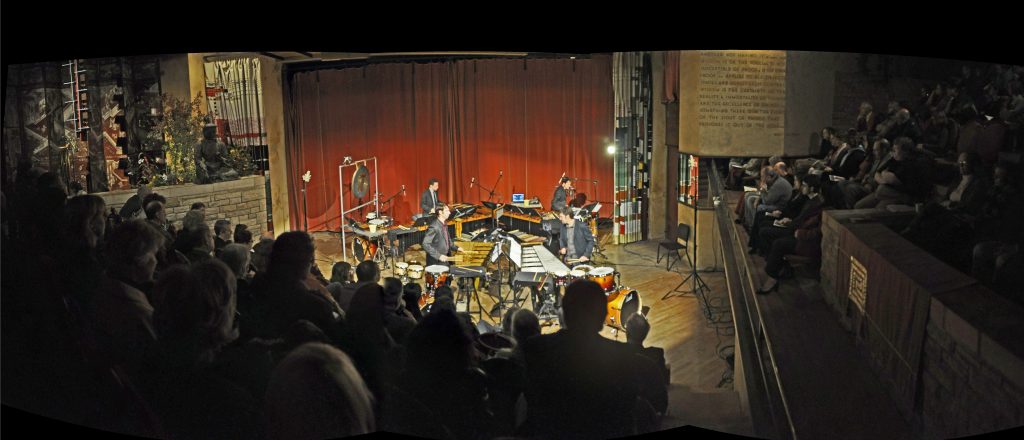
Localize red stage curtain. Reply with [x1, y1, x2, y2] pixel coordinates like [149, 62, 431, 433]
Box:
[286, 56, 614, 231]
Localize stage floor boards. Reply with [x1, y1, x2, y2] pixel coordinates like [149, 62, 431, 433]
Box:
[311, 231, 755, 436]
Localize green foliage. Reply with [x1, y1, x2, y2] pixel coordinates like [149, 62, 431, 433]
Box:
[151, 94, 207, 184]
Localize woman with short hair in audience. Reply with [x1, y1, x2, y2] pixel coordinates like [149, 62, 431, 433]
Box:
[265, 343, 375, 439]
[145, 259, 267, 440]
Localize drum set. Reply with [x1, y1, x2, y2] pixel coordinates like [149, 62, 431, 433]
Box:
[545, 264, 641, 333]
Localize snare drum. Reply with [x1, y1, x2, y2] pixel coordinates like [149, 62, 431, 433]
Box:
[407, 264, 425, 280]
[588, 267, 617, 292]
[569, 269, 588, 283]
[394, 262, 409, 277]
[425, 265, 451, 289]
[606, 288, 642, 331]
[573, 264, 595, 274]
[552, 270, 570, 287]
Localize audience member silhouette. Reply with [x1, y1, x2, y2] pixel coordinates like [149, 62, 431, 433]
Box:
[264, 343, 376, 439]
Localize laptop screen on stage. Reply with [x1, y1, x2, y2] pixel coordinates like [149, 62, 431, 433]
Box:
[512, 193, 525, 203]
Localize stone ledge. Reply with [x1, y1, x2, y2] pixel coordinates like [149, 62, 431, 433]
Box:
[980, 334, 1024, 390]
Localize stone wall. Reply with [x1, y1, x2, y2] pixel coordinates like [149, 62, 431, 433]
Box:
[820, 210, 1024, 438]
[96, 175, 268, 237]
[921, 288, 1024, 438]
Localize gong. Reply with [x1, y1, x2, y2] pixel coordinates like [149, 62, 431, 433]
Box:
[351, 165, 370, 198]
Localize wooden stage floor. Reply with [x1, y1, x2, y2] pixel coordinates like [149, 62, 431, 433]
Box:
[311, 231, 755, 435]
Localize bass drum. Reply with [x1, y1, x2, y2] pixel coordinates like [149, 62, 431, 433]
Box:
[606, 288, 641, 331]
[353, 237, 378, 262]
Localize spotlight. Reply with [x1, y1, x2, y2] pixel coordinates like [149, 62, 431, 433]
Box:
[606, 145, 617, 155]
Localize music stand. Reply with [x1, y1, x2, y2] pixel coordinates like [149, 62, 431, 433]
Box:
[413, 215, 435, 227]
[452, 205, 477, 219]
[482, 201, 499, 211]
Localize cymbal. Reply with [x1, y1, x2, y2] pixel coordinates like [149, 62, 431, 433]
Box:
[351, 165, 370, 198]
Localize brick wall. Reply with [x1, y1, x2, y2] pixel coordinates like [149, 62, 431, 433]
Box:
[95, 175, 269, 237]
[920, 295, 1024, 438]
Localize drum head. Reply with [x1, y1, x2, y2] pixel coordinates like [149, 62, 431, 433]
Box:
[590, 267, 614, 276]
[621, 291, 640, 323]
[554, 270, 569, 277]
[366, 212, 377, 220]
[395, 262, 409, 269]
[574, 265, 594, 273]
[409, 265, 424, 271]
[569, 270, 587, 277]
[369, 219, 386, 225]
[426, 265, 449, 274]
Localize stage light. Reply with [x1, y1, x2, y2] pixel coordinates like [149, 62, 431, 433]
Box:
[606, 145, 617, 155]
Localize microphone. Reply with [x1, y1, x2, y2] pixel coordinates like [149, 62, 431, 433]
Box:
[470, 177, 475, 188]
[499, 170, 503, 176]
[401, 184, 406, 194]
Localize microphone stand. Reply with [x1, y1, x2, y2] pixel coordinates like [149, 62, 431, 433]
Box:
[478, 172, 504, 203]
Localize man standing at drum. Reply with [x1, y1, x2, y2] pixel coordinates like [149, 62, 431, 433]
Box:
[423, 203, 459, 266]
[557, 207, 594, 264]
[420, 178, 443, 215]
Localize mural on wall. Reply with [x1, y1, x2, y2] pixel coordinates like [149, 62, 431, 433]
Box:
[2, 58, 163, 192]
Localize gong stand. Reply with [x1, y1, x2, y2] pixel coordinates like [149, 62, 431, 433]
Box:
[339, 157, 381, 261]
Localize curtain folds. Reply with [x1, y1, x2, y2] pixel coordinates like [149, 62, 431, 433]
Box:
[286, 57, 614, 232]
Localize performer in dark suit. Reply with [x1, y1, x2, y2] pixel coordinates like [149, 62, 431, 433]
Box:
[422, 203, 459, 266]
[551, 177, 573, 212]
[556, 207, 594, 263]
[420, 178, 443, 215]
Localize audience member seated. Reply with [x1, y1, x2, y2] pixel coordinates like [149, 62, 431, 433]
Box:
[144, 260, 266, 440]
[520, 280, 644, 439]
[726, 157, 763, 190]
[971, 162, 1023, 289]
[326, 261, 353, 303]
[756, 176, 828, 294]
[213, 219, 232, 257]
[382, 277, 417, 345]
[749, 173, 809, 254]
[735, 156, 783, 224]
[89, 220, 164, 376]
[178, 221, 215, 264]
[249, 231, 342, 339]
[621, 314, 670, 422]
[118, 185, 152, 221]
[402, 282, 425, 322]
[743, 168, 792, 229]
[854, 137, 934, 209]
[233, 224, 253, 248]
[335, 260, 380, 312]
[840, 139, 893, 209]
[823, 137, 867, 180]
[250, 237, 274, 274]
[625, 314, 670, 386]
[856, 102, 878, 136]
[919, 109, 959, 160]
[264, 343, 375, 439]
[59, 195, 108, 307]
[397, 309, 492, 440]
